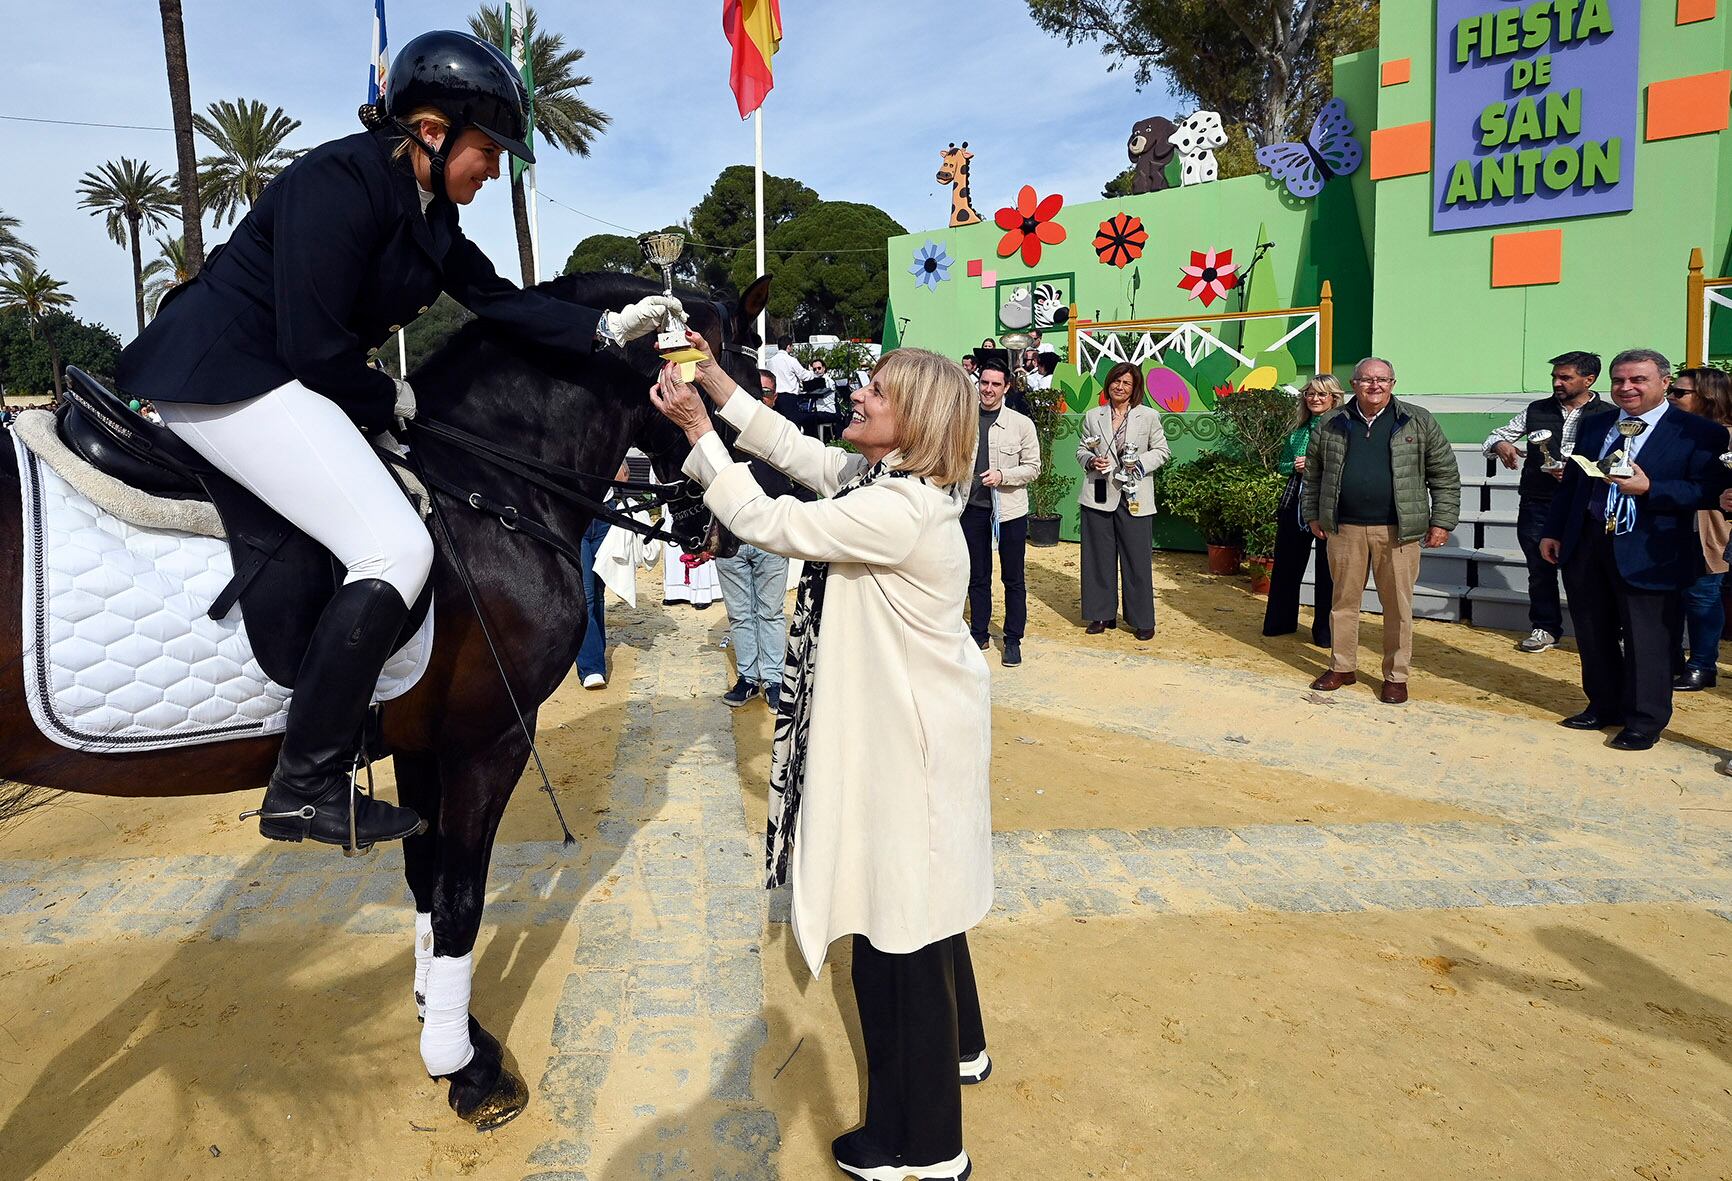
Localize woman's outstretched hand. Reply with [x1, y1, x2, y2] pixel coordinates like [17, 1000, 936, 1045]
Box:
[679, 329, 736, 408]
[649, 362, 714, 445]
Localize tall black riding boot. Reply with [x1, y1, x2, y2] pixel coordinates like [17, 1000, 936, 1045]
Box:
[253, 578, 424, 850]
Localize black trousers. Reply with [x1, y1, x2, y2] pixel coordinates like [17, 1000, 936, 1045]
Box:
[1263, 477, 1333, 645]
[961, 504, 1027, 643]
[1516, 498, 1564, 635]
[1561, 524, 1682, 734]
[1079, 503, 1156, 631]
[850, 932, 986, 1163]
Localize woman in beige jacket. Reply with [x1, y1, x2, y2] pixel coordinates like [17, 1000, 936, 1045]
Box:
[1076, 361, 1171, 639]
[652, 335, 992, 1181]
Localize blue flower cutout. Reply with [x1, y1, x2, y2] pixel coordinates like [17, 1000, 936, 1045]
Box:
[909, 241, 953, 291]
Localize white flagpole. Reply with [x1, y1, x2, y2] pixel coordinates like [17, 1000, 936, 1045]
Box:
[526, 163, 543, 282]
[398, 329, 408, 375]
[754, 105, 765, 343]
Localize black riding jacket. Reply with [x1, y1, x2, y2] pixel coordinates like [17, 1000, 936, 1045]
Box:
[118, 128, 602, 434]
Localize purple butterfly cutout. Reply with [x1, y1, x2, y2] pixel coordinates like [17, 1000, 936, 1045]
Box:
[1256, 98, 1363, 200]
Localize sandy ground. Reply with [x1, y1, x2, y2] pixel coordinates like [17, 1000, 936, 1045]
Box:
[1, 548, 1729, 1179]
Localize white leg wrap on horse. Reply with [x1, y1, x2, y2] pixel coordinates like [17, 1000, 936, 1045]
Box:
[413, 912, 434, 1020]
[420, 952, 476, 1077]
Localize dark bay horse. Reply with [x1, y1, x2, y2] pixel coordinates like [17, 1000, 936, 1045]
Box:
[0, 272, 768, 1128]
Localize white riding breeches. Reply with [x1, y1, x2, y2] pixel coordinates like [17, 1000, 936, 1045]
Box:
[156, 380, 434, 608]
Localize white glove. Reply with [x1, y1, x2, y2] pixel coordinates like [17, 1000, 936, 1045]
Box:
[603, 295, 685, 344]
[393, 376, 417, 423]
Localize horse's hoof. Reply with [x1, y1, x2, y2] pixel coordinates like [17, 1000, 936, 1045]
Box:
[445, 1017, 528, 1132]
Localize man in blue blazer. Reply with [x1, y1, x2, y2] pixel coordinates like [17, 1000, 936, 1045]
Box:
[1541, 349, 1728, 750]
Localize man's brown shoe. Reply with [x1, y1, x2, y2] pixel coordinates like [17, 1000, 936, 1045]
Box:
[1309, 671, 1357, 692]
[1379, 680, 1409, 705]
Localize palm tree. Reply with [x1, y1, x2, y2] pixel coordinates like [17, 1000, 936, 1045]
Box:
[0, 262, 75, 400]
[76, 158, 179, 336]
[194, 98, 305, 225]
[140, 236, 191, 319]
[158, 0, 205, 274]
[470, 4, 611, 285]
[0, 209, 38, 273]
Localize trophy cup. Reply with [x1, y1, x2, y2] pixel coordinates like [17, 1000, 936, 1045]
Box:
[1605, 418, 1647, 479]
[638, 232, 690, 352]
[1117, 443, 1146, 513]
[1720, 451, 1732, 470]
[1083, 433, 1110, 502]
[1526, 428, 1562, 472]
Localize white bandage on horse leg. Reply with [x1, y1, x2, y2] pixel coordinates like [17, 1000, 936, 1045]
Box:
[420, 951, 476, 1077]
[414, 912, 434, 1020]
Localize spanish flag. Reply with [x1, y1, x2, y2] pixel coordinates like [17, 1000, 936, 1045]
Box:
[723, 0, 781, 119]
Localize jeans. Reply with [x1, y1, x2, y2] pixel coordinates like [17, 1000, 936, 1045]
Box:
[961, 504, 1027, 643]
[1516, 499, 1563, 635]
[715, 543, 788, 684]
[575, 517, 610, 678]
[1680, 571, 1726, 672]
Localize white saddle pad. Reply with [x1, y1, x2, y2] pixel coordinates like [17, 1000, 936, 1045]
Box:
[13, 430, 433, 754]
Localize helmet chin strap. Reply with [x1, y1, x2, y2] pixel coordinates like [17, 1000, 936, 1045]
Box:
[394, 119, 465, 204]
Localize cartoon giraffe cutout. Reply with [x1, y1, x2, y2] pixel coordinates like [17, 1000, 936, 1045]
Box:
[936, 142, 981, 227]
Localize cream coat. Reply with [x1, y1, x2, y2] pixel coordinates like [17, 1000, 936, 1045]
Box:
[1076, 403, 1171, 516]
[682, 393, 994, 975]
[981, 404, 1041, 521]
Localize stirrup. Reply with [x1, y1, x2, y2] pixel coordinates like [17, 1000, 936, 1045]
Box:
[240, 751, 378, 858]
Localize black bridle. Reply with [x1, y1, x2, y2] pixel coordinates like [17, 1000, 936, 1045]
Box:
[403, 298, 752, 570]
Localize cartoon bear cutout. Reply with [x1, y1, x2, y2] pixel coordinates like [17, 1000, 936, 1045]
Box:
[1127, 116, 1178, 194]
[1171, 110, 1228, 187]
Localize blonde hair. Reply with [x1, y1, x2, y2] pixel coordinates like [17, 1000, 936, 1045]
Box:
[870, 348, 977, 488]
[1294, 373, 1345, 428]
[391, 106, 450, 163]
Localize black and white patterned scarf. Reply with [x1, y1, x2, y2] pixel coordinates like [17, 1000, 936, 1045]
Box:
[763, 459, 909, 888]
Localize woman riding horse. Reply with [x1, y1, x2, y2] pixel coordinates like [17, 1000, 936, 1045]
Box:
[116, 30, 679, 853]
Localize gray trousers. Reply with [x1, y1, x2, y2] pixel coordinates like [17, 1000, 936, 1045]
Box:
[1080, 504, 1155, 631]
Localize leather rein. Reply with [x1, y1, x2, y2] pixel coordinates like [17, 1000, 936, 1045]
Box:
[402, 301, 752, 570]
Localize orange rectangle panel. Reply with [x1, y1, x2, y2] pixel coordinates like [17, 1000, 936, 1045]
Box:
[1647, 71, 1731, 140]
[1369, 121, 1432, 180]
[1677, 0, 1716, 24]
[1491, 230, 1563, 288]
[1381, 57, 1412, 87]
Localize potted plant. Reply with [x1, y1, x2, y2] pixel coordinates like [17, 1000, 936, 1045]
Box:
[1160, 454, 1286, 576]
[1244, 516, 1279, 594]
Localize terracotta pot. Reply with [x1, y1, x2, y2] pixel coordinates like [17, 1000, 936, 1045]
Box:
[1247, 556, 1273, 594]
[1206, 543, 1243, 575]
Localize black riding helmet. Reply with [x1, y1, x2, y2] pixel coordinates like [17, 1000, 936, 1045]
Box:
[368, 29, 534, 201]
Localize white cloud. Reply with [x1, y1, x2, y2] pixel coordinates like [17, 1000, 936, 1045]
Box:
[0, 0, 1180, 344]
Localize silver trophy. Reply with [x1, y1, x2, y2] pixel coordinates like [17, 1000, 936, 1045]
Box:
[1526, 428, 1563, 472]
[1605, 418, 1647, 478]
[1719, 451, 1732, 470]
[638, 232, 690, 351]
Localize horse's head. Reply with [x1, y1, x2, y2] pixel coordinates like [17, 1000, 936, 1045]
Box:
[415, 271, 772, 559]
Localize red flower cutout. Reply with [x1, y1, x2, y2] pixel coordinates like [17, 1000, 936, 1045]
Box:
[1177, 247, 1238, 307]
[994, 185, 1067, 267]
[1093, 213, 1147, 268]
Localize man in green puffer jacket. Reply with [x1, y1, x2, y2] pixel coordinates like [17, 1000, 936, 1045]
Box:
[1301, 357, 1461, 704]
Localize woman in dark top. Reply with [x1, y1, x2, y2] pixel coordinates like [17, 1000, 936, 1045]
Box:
[1263, 376, 1344, 645]
[116, 30, 679, 851]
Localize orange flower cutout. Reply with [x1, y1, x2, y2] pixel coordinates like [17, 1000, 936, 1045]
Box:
[994, 185, 1067, 267]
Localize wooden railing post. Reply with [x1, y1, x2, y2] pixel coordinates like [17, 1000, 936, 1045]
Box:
[1686, 248, 1706, 370]
[1067, 303, 1079, 363]
[1319, 280, 1335, 376]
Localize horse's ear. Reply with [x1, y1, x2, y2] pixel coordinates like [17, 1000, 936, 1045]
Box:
[737, 275, 771, 338]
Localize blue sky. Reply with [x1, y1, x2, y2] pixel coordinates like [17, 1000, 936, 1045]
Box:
[1, 1, 1180, 342]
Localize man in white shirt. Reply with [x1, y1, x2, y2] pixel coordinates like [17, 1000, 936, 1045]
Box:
[766, 335, 814, 396]
[1480, 351, 1603, 653]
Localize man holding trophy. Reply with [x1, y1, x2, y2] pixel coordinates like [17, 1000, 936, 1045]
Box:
[1480, 352, 1603, 653]
[1540, 349, 1729, 751]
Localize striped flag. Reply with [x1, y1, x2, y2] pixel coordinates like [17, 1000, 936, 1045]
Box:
[367, 0, 389, 104]
[505, 0, 536, 184]
[723, 0, 781, 119]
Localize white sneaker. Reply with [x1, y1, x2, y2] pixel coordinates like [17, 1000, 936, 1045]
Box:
[581, 673, 606, 689]
[959, 1051, 992, 1085]
[1517, 628, 1557, 653]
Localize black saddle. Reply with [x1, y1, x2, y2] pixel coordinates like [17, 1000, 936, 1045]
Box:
[56, 367, 431, 686]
